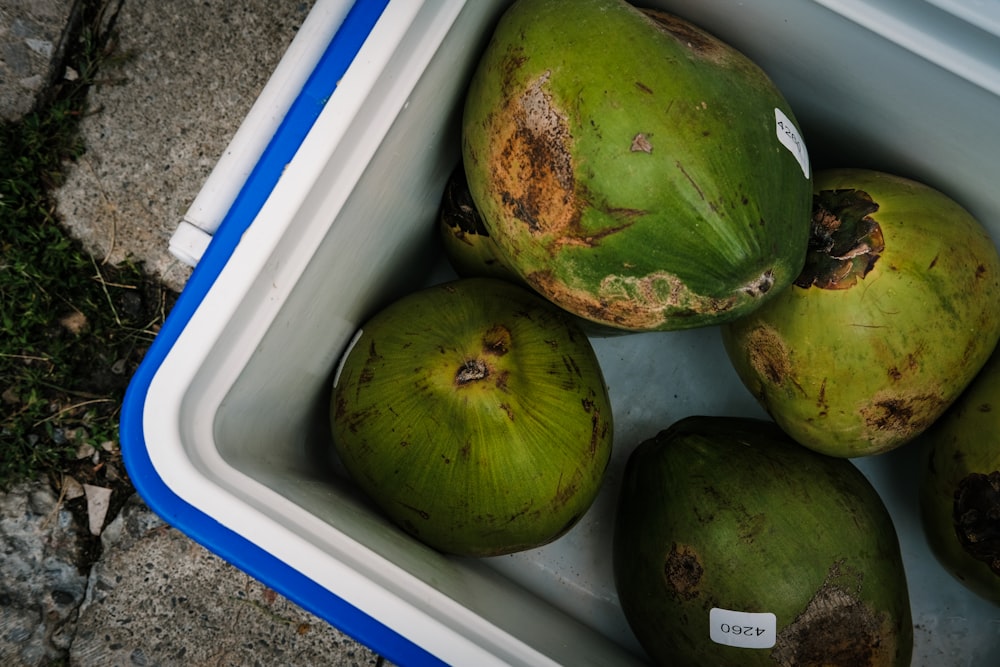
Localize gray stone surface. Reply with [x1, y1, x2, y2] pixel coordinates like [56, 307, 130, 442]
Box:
[0, 0, 74, 120]
[0, 480, 89, 666]
[71, 495, 386, 667]
[1, 481, 396, 666]
[56, 0, 318, 292]
[1, 0, 400, 664]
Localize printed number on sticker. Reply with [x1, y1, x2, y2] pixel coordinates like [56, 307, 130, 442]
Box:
[709, 607, 777, 649]
[775, 108, 810, 178]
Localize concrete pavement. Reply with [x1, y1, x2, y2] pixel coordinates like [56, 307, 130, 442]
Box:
[1, 1, 395, 664]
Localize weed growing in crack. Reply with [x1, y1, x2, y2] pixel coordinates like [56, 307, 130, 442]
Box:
[1, 0, 174, 494]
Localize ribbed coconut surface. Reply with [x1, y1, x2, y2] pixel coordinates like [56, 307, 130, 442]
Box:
[614, 416, 913, 666]
[918, 345, 1000, 605]
[722, 168, 1000, 457]
[462, 0, 812, 331]
[330, 277, 613, 557]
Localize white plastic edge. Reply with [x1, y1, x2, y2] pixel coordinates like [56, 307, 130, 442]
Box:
[145, 2, 563, 666]
[922, 0, 1000, 40]
[811, 0, 1000, 97]
[167, 0, 357, 267]
[167, 220, 212, 268]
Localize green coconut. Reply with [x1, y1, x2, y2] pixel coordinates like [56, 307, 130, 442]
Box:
[462, 0, 812, 331]
[722, 168, 1000, 457]
[437, 164, 629, 338]
[614, 416, 913, 666]
[329, 277, 613, 557]
[438, 165, 525, 284]
[918, 345, 1000, 605]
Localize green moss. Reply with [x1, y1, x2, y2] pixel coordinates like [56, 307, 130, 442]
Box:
[0, 0, 173, 490]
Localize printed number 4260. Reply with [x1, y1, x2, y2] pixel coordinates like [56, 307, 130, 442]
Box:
[710, 607, 777, 648]
[720, 624, 768, 637]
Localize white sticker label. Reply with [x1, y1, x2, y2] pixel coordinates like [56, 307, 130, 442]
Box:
[332, 328, 364, 389]
[709, 607, 777, 649]
[775, 107, 810, 179]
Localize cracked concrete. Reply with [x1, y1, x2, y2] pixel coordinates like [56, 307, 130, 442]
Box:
[71, 495, 385, 666]
[0, 480, 89, 665]
[1, 1, 396, 664]
[1, 480, 390, 666]
[56, 0, 321, 292]
[0, 0, 74, 120]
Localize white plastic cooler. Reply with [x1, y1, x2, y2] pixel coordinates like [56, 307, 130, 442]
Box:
[121, 1, 1000, 664]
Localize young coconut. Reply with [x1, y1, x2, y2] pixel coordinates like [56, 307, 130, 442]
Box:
[462, 0, 813, 332]
[614, 416, 913, 667]
[438, 165, 525, 285]
[330, 277, 613, 557]
[722, 169, 1000, 457]
[918, 345, 1000, 605]
[438, 164, 629, 338]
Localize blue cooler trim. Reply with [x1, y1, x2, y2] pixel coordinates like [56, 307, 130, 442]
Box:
[120, 2, 447, 665]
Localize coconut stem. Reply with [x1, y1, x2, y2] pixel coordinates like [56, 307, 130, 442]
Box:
[794, 188, 884, 290]
[456, 359, 489, 385]
[953, 471, 1000, 575]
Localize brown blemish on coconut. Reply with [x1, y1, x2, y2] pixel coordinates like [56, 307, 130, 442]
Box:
[553, 471, 581, 508]
[663, 543, 703, 601]
[630, 133, 653, 153]
[528, 268, 740, 331]
[953, 471, 1000, 575]
[860, 390, 947, 451]
[816, 378, 829, 416]
[614, 272, 732, 320]
[562, 354, 582, 378]
[795, 189, 885, 290]
[491, 69, 577, 237]
[482, 324, 511, 356]
[592, 412, 608, 457]
[772, 563, 893, 666]
[676, 161, 705, 200]
[489, 66, 644, 254]
[494, 370, 510, 392]
[887, 350, 922, 382]
[581, 394, 609, 458]
[737, 512, 767, 544]
[742, 269, 775, 298]
[640, 9, 729, 64]
[333, 395, 347, 420]
[744, 325, 796, 388]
